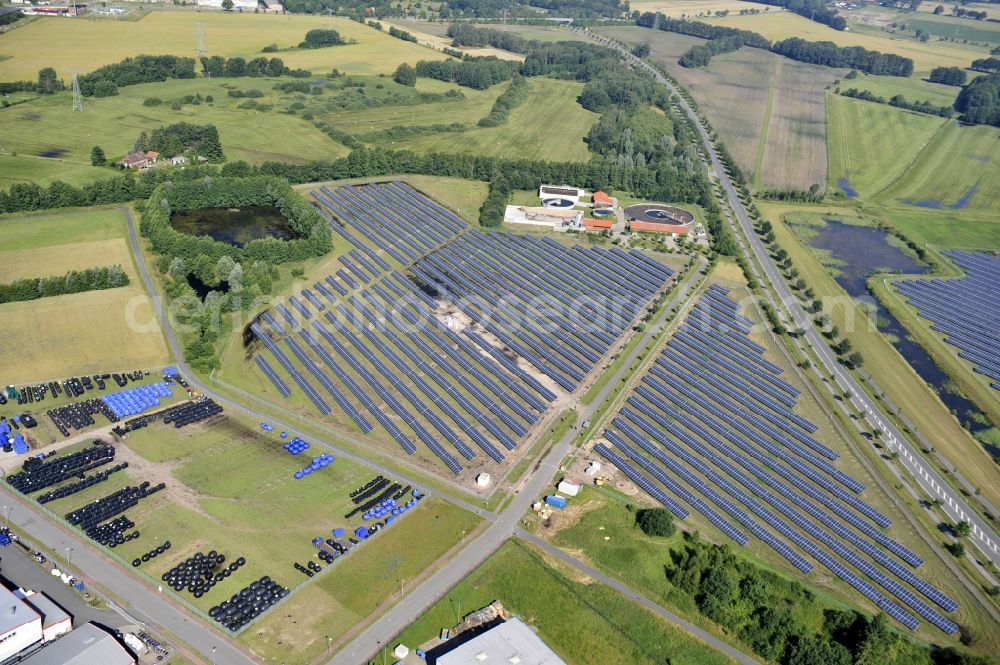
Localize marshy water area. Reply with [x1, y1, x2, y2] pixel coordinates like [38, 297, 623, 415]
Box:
[798, 217, 992, 438]
[170, 206, 296, 248]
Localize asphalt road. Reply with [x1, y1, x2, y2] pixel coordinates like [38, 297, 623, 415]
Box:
[328, 256, 718, 665]
[582, 31, 1000, 568]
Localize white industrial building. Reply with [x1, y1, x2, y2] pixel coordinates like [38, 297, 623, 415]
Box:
[437, 618, 566, 665]
[504, 205, 583, 231]
[0, 585, 42, 661]
[538, 184, 585, 206]
[16, 589, 72, 642]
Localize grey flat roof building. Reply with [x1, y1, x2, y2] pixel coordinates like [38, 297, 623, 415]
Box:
[437, 618, 567, 665]
[20, 622, 135, 665]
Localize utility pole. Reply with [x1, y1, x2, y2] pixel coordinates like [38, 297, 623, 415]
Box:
[71, 73, 83, 113]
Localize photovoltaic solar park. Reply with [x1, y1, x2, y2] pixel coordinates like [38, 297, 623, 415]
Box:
[893, 252, 1000, 392]
[250, 181, 674, 477]
[594, 285, 960, 635]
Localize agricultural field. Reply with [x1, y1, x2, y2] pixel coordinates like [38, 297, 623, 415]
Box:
[827, 94, 946, 200]
[703, 11, 990, 74]
[875, 121, 1000, 213]
[0, 12, 442, 82]
[388, 538, 738, 665]
[596, 26, 836, 190]
[849, 5, 1000, 45]
[839, 72, 961, 108]
[631, 0, 776, 16]
[381, 20, 525, 59]
[0, 76, 349, 183]
[0, 154, 108, 189]
[0, 207, 170, 384]
[389, 78, 599, 161]
[881, 208, 1000, 250]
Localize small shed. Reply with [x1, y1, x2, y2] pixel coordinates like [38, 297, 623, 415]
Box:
[584, 461, 602, 476]
[557, 480, 580, 497]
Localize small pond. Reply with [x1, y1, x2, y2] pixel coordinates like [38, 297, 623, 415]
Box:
[170, 206, 297, 248]
[808, 219, 990, 437]
[187, 274, 229, 301]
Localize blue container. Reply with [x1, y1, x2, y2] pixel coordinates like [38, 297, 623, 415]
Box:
[545, 495, 567, 510]
[386, 516, 394, 525]
[333, 528, 345, 538]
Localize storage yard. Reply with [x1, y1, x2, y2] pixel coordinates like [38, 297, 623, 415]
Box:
[246, 181, 676, 485]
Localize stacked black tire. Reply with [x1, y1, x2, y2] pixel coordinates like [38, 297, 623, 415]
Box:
[210, 577, 288, 632]
[66, 481, 165, 527]
[162, 399, 223, 428]
[87, 516, 137, 547]
[132, 541, 171, 568]
[162, 551, 245, 599]
[37, 462, 128, 504]
[8, 442, 115, 494]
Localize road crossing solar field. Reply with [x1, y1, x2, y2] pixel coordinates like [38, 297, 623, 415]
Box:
[595, 285, 960, 634]
[249, 181, 674, 477]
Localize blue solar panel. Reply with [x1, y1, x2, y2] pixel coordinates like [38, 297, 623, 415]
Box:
[254, 355, 291, 398]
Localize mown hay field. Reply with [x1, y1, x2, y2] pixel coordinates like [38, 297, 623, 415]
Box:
[0, 208, 169, 383]
[597, 27, 834, 190]
[826, 93, 946, 200]
[389, 78, 599, 161]
[631, 0, 776, 16]
[0, 12, 443, 82]
[876, 120, 1000, 213]
[840, 72, 962, 108]
[703, 11, 989, 74]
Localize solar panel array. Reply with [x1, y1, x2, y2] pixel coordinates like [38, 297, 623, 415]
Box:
[250, 181, 674, 476]
[893, 251, 1000, 391]
[594, 285, 959, 634]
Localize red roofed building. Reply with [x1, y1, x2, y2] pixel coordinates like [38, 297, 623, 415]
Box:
[630, 220, 689, 234]
[592, 191, 616, 207]
[582, 218, 613, 231]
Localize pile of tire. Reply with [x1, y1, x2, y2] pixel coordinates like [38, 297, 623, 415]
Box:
[161, 551, 245, 599]
[209, 577, 288, 632]
[132, 541, 171, 568]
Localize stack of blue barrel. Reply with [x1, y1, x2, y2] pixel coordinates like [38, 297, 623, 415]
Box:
[102, 383, 172, 418]
[12, 433, 28, 455]
[293, 453, 335, 479]
[362, 496, 418, 524]
[283, 437, 310, 455]
[259, 422, 274, 432]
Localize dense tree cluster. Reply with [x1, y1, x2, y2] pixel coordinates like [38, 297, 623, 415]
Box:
[954, 73, 1000, 126]
[478, 75, 530, 126]
[444, 0, 625, 18]
[678, 36, 745, 68]
[393, 63, 417, 87]
[415, 56, 521, 89]
[635, 508, 675, 537]
[951, 6, 988, 19]
[447, 22, 532, 52]
[839, 88, 955, 117]
[667, 535, 987, 665]
[751, 0, 846, 30]
[929, 66, 968, 86]
[388, 26, 418, 42]
[147, 123, 226, 161]
[0, 266, 129, 304]
[298, 28, 345, 48]
[636, 14, 771, 48]
[771, 38, 913, 76]
[971, 57, 1000, 73]
[76, 55, 196, 97]
[199, 55, 306, 78]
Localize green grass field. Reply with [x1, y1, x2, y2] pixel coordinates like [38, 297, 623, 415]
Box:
[388, 538, 738, 665]
[0, 207, 170, 383]
[389, 78, 599, 161]
[0, 154, 109, 188]
[840, 72, 962, 108]
[704, 11, 989, 74]
[856, 6, 1000, 44]
[827, 94, 946, 199]
[0, 77, 348, 180]
[876, 121, 1000, 213]
[0, 12, 443, 82]
[881, 207, 1000, 249]
[239, 498, 481, 664]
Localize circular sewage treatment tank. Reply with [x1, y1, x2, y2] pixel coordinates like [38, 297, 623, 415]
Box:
[592, 208, 613, 218]
[542, 198, 575, 208]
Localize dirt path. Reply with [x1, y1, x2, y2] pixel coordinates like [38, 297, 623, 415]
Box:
[111, 439, 216, 523]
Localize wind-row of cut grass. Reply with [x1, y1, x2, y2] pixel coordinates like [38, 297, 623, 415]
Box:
[389, 78, 599, 161]
[387, 537, 738, 665]
[0, 12, 443, 82]
[826, 93, 946, 199]
[759, 200, 1000, 513]
[704, 11, 990, 74]
[875, 121, 1000, 213]
[0, 207, 170, 384]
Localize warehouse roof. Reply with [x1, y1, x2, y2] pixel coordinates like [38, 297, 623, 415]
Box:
[20, 623, 135, 665]
[437, 618, 566, 665]
[0, 584, 40, 635]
